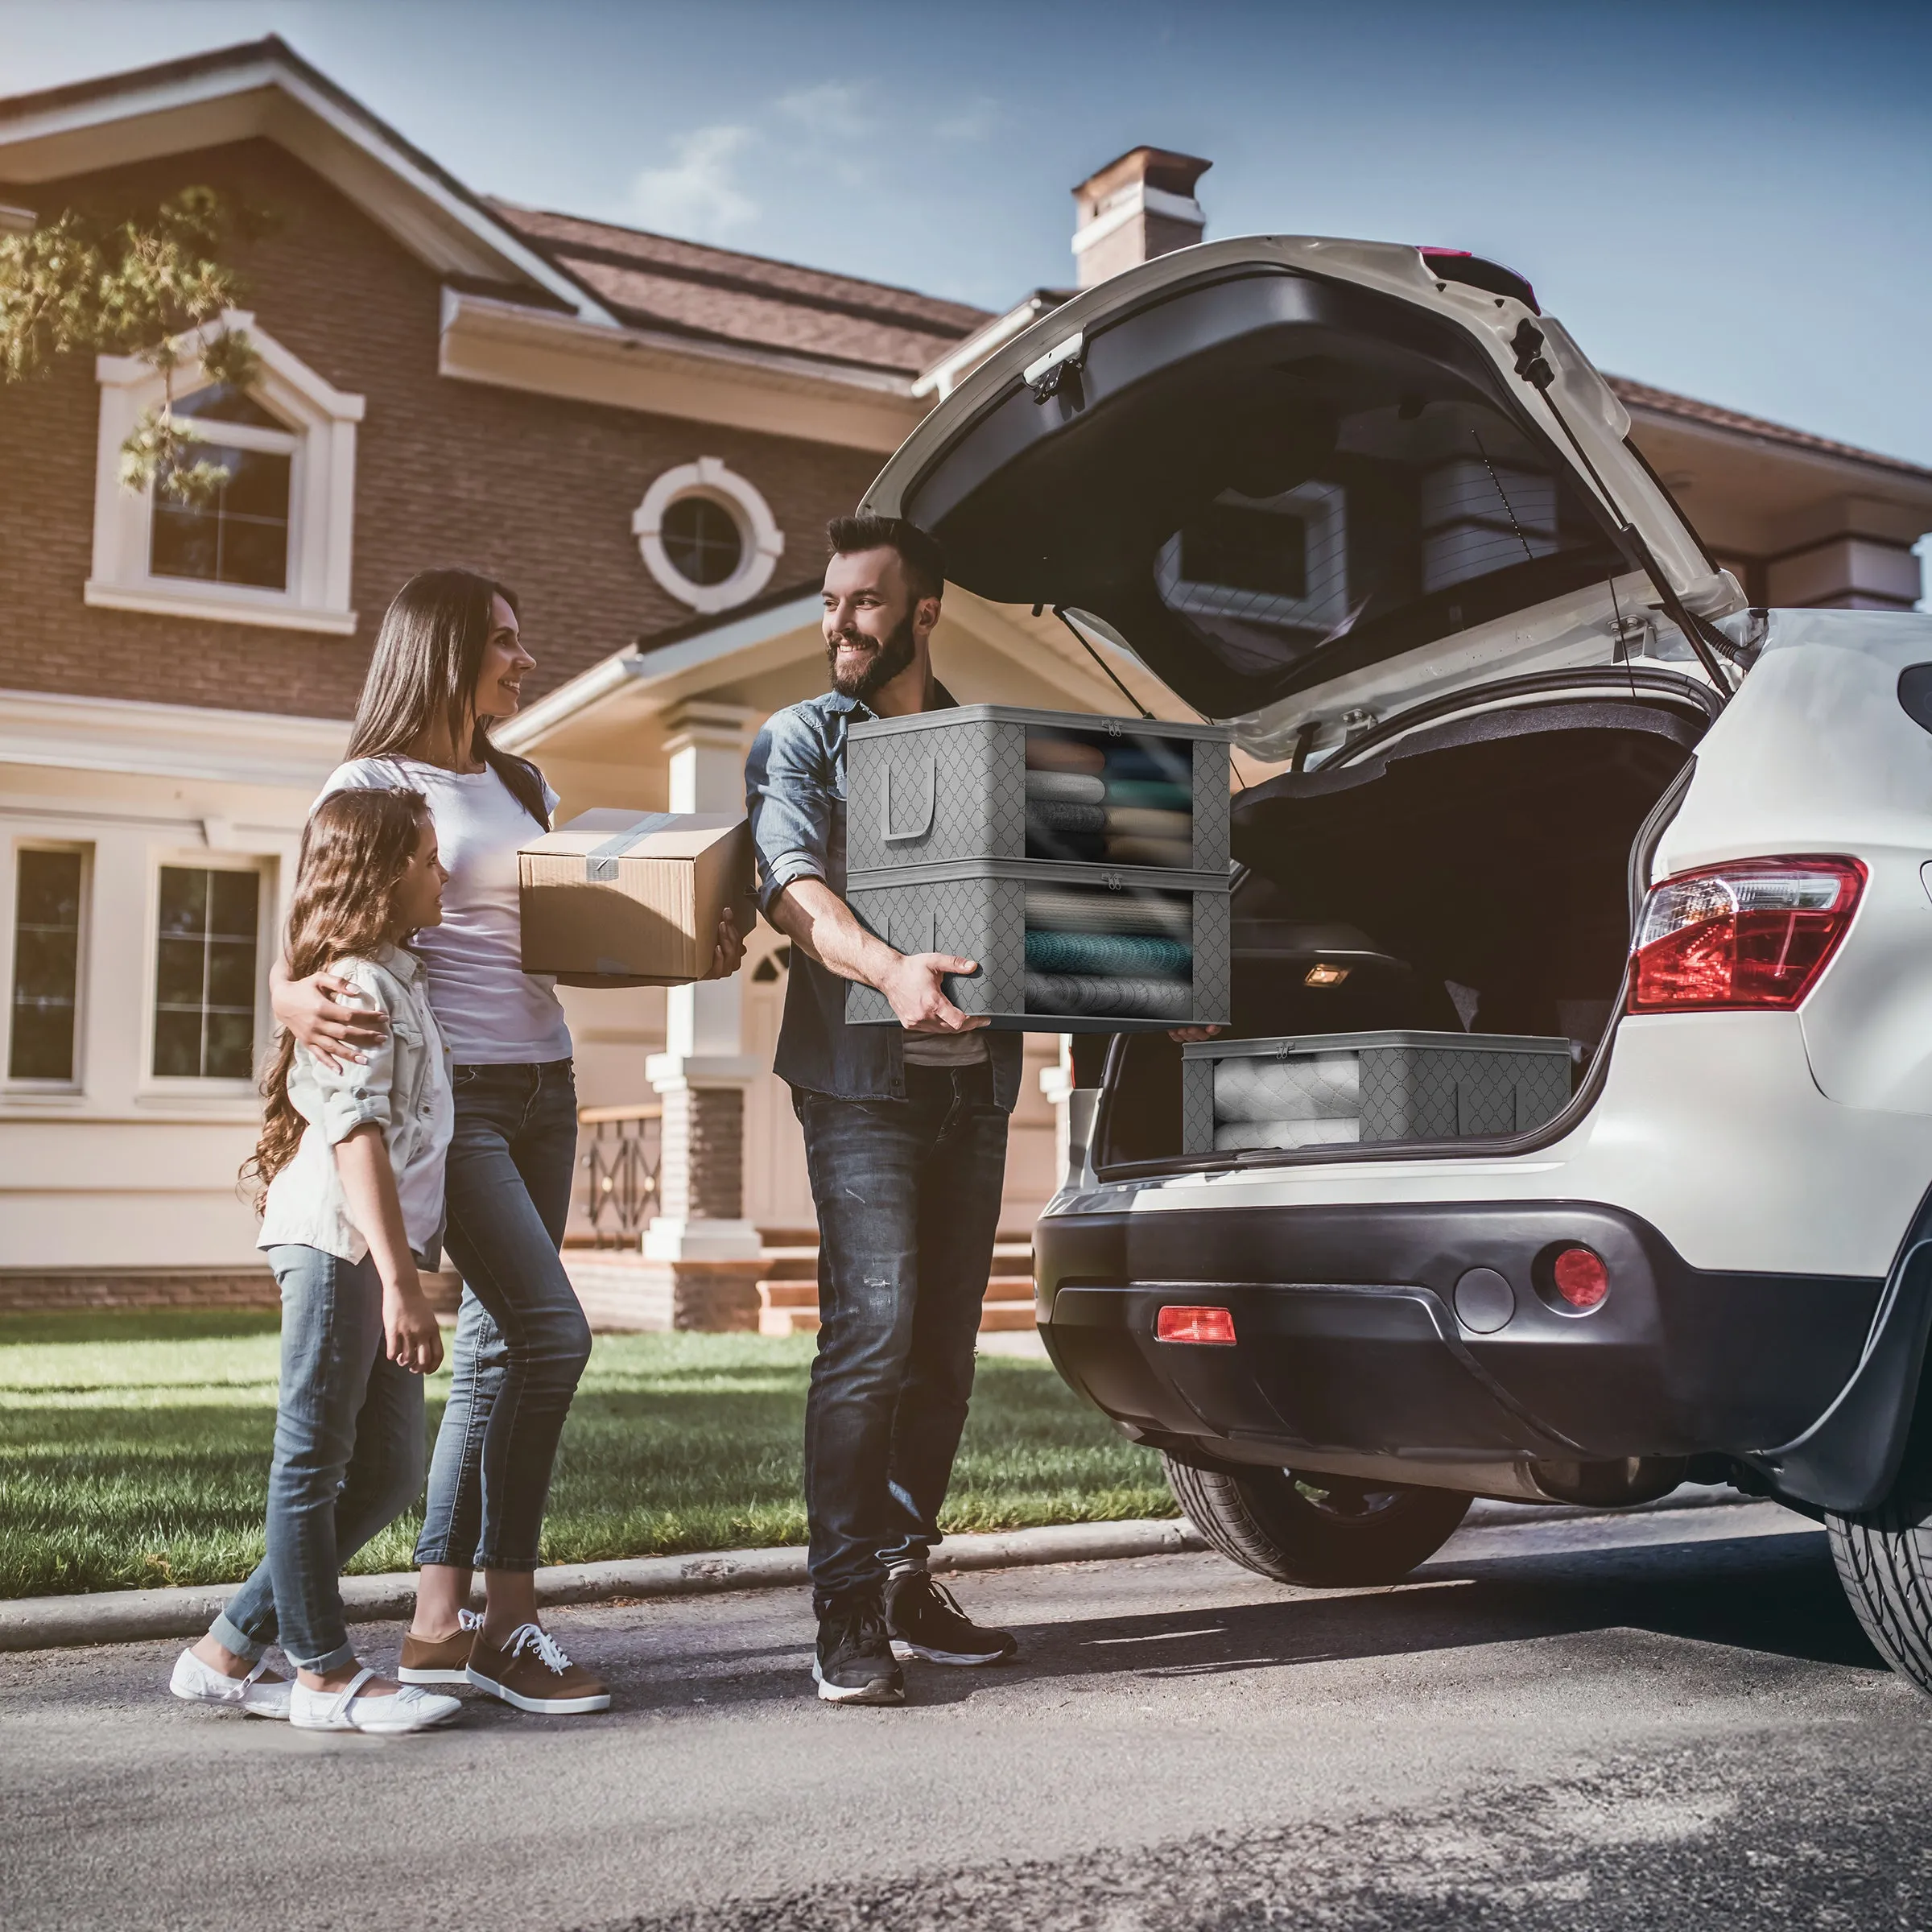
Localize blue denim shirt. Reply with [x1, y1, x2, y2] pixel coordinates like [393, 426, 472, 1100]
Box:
[745, 686, 1024, 1111]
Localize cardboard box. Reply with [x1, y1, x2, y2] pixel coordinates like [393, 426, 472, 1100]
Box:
[519, 810, 755, 988]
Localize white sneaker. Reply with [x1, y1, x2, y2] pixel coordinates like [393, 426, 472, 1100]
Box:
[169, 1648, 292, 1720]
[289, 1666, 462, 1735]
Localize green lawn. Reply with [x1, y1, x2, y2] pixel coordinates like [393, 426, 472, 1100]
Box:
[0, 1311, 1174, 1599]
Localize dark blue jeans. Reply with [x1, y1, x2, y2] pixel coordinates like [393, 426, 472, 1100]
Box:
[212, 1245, 424, 1672]
[414, 1059, 591, 1573]
[795, 1059, 1010, 1614]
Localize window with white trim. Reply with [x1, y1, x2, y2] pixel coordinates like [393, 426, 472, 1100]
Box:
[8, 844, 89, 1086]
[89, 309, 363, 636]
[634, 458, 785, 614]
[151, 862, 263, 1082]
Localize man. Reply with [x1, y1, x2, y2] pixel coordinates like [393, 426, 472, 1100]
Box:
[745, 513, 1026, 1705]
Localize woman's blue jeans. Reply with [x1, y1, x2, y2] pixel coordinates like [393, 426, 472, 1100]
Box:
[414, 1059, 590, 1574]
[795, 1060, 1010, 1615]
[210, 1245, 424, 1674]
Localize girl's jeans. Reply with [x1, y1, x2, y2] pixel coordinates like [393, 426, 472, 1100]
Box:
[210, 1245, 423, 1673]
[413, 1059, 590, 1573]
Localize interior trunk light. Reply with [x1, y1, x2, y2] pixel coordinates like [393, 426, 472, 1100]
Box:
[1157, 1305, 1237, 1345]
[1551, 1248, 1609, 1311]
[1628, 857, 1865, 1012]
[1304, 963, 1350, 987]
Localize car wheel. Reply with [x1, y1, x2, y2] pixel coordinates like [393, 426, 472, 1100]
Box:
[1827, 1461, 1932, 1695]
[1162, 1454, 1472, 1587]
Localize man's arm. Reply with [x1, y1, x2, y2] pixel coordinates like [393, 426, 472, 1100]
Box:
[766, 878, 987, 1034]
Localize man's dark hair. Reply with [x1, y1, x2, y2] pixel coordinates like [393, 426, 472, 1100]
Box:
[827, 513, 944, 601]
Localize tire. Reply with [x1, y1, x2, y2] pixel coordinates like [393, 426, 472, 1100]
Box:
[1163, 1453, 1472, 1587]
[1827, 1456, 1932, 1695]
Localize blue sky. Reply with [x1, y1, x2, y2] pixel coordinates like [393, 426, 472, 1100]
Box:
[4, 0, 1930, 473]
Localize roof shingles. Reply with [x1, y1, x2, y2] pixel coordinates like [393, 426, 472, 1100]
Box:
[490, 201, 990, 378]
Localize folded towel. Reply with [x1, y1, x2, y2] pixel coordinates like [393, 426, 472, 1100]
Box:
[1024, 888, 1193, 937]
[1104, 806, 1191, 840]
[1105, 836, 1195, 868]
[1104, 779, 1193, 811]
[1026, 828, 1108, 862]
[1213, 1118, 1361, 1151]
[1026, 800, 1107, 834]
[1026, 770, 1106, 804]
[1026, 734, 1106, 776]
[1026, 930, 1192, 979]
[1025, 972, 1192, 1021]
[1104, 744, 1193, 786]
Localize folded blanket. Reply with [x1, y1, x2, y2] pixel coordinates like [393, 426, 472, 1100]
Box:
[1026, 929, 1192, 979]
[1103, 779, 1193, 811]
[1104, 745, 1193, 786]
[1104, 806, 1191, 840]
[1026, 734, 1106, 776]
[1025, 972, 1192, 1021]
[1026, 800, 1106, 834]
[1214, 1118, 1361, 1151]
[1026, 827, 1108, 861]
[1214, 1054, 1360, 1123]
[1105, 836, 1195, 869]
[1026, 770, 1106, 804]
[1024, 888, 1193, 937]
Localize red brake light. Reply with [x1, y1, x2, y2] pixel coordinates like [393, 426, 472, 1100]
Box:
[1551, 1247, 1609, 1311]
[1628, 857, 1865, 1013]
[1157, 1305, 1236, 1345]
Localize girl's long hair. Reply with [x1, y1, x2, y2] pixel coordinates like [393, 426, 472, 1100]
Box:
[242, 788, 431, 1207]
[345, 568, 550, 829]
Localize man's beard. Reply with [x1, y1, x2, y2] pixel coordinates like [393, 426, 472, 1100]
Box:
[828, 612, 916, 702]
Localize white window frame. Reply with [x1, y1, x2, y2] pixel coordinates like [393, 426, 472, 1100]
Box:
[139, 850, 276, 1100]
[88, 309, 363, 636]
[633, 457, 785, 614]
[3, 839, 92, 1096]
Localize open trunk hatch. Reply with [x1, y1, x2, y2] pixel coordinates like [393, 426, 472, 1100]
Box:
[865, 238, 1742, 752]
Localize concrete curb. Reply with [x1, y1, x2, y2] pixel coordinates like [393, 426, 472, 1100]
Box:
[0, 1484, 1763, 1654]
[0, 1518, 1210, 1653]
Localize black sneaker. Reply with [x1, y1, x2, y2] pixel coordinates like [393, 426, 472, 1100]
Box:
[884, 1571, 1019, 1666]
[812, 1602, 905, 1706]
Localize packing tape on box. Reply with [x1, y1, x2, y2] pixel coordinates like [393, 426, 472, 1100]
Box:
[584, 813, 683, 881]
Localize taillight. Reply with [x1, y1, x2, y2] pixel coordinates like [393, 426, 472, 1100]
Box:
[1628, 857, 1865, 1013]
[1157, 1305, 1236, 1345]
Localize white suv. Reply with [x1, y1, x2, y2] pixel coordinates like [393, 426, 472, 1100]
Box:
[863, 236, 1932, 1693]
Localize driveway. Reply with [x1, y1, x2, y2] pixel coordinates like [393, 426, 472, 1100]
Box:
[3, 1501, 1926, 1930]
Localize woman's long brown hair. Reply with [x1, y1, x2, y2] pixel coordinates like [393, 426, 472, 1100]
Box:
[242, 787, 430, 1207]
[345, 568, 550, 830]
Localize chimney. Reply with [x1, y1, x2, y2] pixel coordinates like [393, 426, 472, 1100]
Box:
[1071, 147, 1211, 289]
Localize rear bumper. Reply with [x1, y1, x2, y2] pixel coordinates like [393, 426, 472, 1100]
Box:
[1036, 1199, 1882, 1475]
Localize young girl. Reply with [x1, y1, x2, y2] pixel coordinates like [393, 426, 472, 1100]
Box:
[170, 788, 464, 1734]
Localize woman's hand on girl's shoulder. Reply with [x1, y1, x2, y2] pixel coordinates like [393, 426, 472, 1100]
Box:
[270, 959, 388, 1070]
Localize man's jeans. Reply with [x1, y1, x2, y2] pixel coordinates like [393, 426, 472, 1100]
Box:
[795, 1059, 1009, 1614]
[414, 1059, 591, 1573]
[210, 1245, 423, 1673]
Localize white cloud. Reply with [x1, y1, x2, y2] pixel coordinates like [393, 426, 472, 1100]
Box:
[629, 124, 758, 237]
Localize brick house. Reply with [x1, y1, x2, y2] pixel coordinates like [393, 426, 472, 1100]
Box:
[3, 39, 1929, 1322]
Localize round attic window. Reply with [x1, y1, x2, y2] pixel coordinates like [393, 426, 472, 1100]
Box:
[633, 458, 784, 614]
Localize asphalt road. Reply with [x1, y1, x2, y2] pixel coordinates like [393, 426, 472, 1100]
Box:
[5, 1501, 1930, 1932]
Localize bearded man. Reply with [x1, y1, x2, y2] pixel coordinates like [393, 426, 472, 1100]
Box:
[745, 514, 1025, 1705]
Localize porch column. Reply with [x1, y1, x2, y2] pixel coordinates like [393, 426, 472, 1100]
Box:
[642, 703, 764, 1326]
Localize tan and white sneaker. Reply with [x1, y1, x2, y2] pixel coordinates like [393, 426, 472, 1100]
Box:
[466, 1623, 610, 1714]
[398, 1608, 481, 1685]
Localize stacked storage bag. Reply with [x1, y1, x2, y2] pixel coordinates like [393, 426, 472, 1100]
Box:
[843, 704, 1232, 1032]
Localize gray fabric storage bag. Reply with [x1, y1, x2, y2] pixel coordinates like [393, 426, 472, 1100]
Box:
[1180, 1031, 1574, 1155]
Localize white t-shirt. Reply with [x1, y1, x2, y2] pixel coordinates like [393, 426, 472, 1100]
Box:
[319, 756, 572, 1065]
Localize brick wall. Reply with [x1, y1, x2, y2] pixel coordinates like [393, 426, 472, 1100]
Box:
[0, 138, 877, 722]
[0, 1267, 465, 1315]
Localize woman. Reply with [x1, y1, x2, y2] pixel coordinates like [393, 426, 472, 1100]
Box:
[275, 568, 742, 1715]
